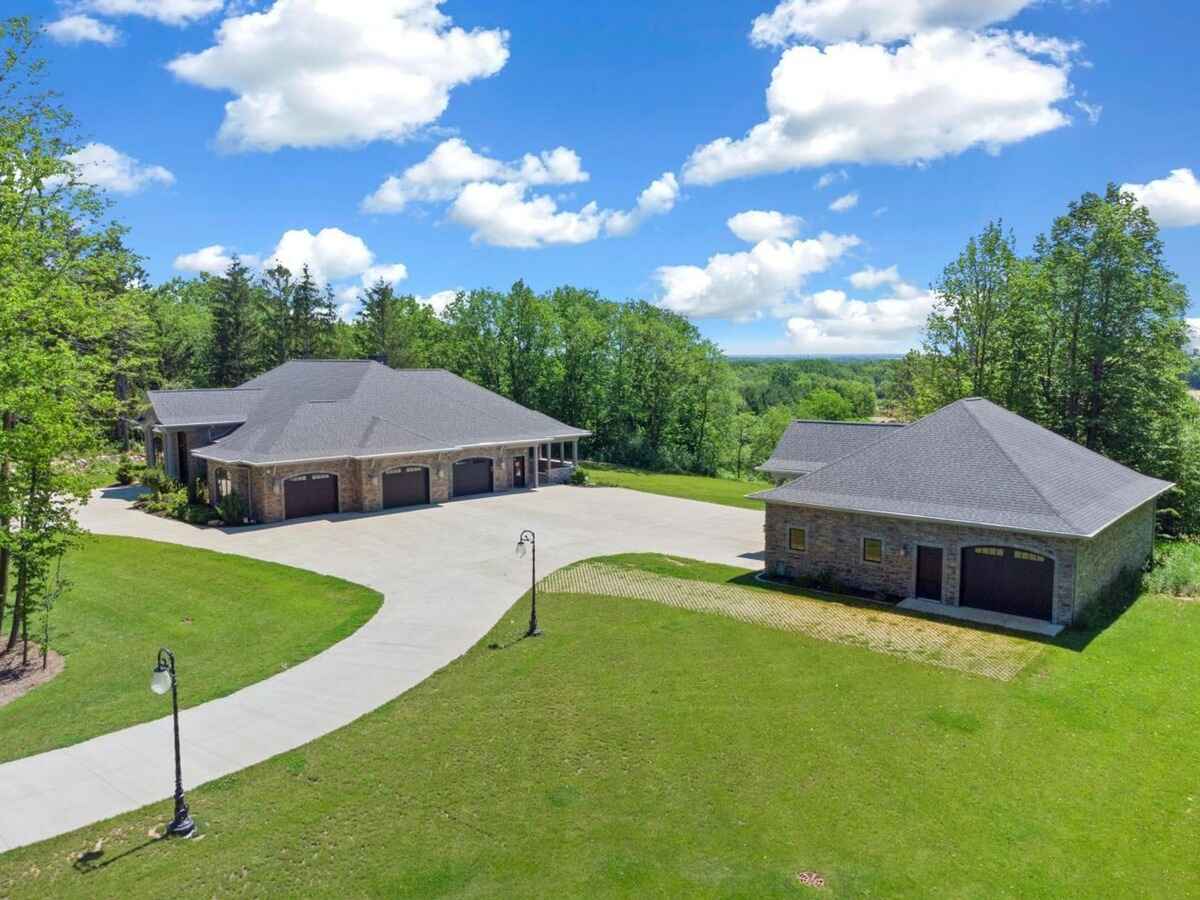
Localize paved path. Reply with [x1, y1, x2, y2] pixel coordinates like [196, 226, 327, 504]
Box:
[0, 485, 762, 853]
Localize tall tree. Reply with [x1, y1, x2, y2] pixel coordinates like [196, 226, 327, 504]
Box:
[289, 265, 336, 359]
[259, 263, 294, 369]
[208, 257, 260, 386]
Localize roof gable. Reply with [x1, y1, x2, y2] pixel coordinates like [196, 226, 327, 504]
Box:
[755, 398, 1173, 537]
[145, 388, 263, 427]
[760, 420, 905, 475]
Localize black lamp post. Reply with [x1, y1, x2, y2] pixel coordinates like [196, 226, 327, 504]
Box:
[515, 529, 541, 637]
[151, 647, 196, 838]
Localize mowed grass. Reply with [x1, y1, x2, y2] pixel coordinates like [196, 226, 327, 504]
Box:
[581, 462, 768, 510]
[0, 535, 381, 763]
[1, 555, 1198, 897]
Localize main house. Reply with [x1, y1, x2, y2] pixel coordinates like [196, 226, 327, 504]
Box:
[754, 398, 1173, 627]
[141, 360, 589, 523]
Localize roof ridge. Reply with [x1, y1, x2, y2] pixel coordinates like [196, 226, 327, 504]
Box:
[958, 399, 1077, 532]
[790, 419, 906, 427]
[148, 387, 263, 394]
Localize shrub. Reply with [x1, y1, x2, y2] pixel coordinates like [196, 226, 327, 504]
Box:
[1145, 542, 1200, 598]
[216, 490, 248, 526]
[115, 458, 142, 486]
[140, 465, 178, 496]
[569, 467, 590, 486]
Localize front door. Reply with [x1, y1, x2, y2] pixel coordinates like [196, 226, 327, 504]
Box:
[512, 455, 526, 488]
[176, 431, 189, 485]
[915, 546, 943, 601]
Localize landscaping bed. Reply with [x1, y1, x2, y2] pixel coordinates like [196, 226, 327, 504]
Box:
[0, 553, 1196, 897]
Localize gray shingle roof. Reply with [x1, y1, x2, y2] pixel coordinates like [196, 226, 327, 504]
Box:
[144, 389, 263, 427]
[758, 420, 905, 476]
[753, 398, 1173, 537]
[150, 361, 589, 465]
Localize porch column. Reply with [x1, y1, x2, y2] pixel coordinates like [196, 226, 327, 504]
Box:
[531, 445, 539, 488]
[570, 440, 578, 464]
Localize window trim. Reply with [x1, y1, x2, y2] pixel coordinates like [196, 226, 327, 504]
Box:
[862, 537, 883, 564]
[788, 526, 807, 552]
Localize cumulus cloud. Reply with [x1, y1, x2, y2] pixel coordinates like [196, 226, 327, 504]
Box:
[1121, 168, 1200, 228]
[726, 210, 802, 242]
[815, 169, 847, 189]
[784, 284, 936, 353]
[84, 0, 224, 26]
[360, 263, 409, 287]
[417, 289, 459, 316]
[829, 191, 859, 212]
[62, 142, 174, 193]
[362, 139, 588, 213]
[654, 232, 860, 321]
[167, 0, 509, 152]
[173, 244, 259, 275]
[682, 29, 1074, 185]
[366, 139, 678, 248]
[848, 265, 901, 289]
[46, 15, 121, 45]
[750, 0, 1033, 45]
[266, 227, 375, 283]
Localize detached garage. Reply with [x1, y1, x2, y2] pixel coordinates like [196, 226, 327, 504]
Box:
[757, 397, 1174, 628]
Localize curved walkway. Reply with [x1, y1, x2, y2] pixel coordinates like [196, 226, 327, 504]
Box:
[0, 485, 762, 853]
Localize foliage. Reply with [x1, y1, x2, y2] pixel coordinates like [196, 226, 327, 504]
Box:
[901, 189, 1196, 534]
[3, 556, 1198, 896]
[567, 466, 590, 486]
[216, 489, 248, 525]
[138, 465, 177, 495]
[0, 535, 381, 763]
[114, 457, 138, 485]
[581, 462, 767, 510]
[208, 257, 260, 386]
[1145, 541, 1200, 597]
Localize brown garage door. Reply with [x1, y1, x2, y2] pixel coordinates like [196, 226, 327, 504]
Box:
[383, 467, 429, 509]
[960, 546, 1054, 620]
[284, 473, 338, 520]
[452, 458, 493, 498]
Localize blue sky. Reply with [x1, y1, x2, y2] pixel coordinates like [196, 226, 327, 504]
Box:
[32, 0, 1200, 355]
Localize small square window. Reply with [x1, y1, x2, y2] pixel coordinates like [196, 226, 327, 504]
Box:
[789, 527, 807, 552]
[862, 538, 882, 564]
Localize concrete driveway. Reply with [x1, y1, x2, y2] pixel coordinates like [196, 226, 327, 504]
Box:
[0, 484, 762, 853]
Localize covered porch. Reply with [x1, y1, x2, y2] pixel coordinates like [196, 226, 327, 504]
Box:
[537, 439, 581, 485]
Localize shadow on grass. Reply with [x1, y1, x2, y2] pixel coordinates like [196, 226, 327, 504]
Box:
[72, 834, 168, 874]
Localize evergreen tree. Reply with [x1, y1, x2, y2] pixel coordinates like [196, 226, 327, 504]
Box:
[289, 265, 336, 359]
[259, 263, 294, 369]
[209, 257, 259, 386]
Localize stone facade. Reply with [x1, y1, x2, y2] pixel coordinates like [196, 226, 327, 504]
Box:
[764, 502, 1150, 626]
[206, 443, 542, 524]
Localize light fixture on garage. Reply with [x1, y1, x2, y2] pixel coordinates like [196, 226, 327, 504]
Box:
[515, 529, 541, 637]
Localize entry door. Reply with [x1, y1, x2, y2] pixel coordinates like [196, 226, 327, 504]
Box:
[176, 431, 189, 484]
[512, 455, 526, 488]
[915, 546, 943, 601]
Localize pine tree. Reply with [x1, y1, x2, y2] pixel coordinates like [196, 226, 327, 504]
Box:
[259, 263, 294, 369]
[209, 257, 259, 386]
[356, 279, 398, 365]
[289, 265, 336, 358]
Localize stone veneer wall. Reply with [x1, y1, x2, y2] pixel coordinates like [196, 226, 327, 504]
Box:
[210, 443, 540, 524]
[764, 504, 1084, 625]
[1072, 500, 1156, 613]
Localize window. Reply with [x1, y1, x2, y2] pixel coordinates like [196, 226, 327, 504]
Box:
[215, 468, 231, 502]
[788, 527, 807, 552]
[1014, 550, 1046, 562]
[862, 538, 882, 564]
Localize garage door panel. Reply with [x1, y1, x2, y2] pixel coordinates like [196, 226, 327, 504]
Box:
[960, 545, 1053, 620]
[452, 458, 493, 498]
[285, 473, 339, 520]
[383, 467, 429, 509]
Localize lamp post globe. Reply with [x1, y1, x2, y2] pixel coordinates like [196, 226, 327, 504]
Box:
[151, 648, 196, 838]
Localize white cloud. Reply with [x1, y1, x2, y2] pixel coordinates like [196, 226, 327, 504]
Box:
[360, 263, 409, 287]
[655, 232, 860, 321]
[829, 191, 859, 212]
[683, 29, 1073, 185]
[167, 0, 509, 152]
[1188, 318, 1200, 353]
[84, 0, 224, 26]
[814, 169, 847, 189]
[750, 0, 1033, 45]
[267, 227, 374, 283]
[62, 142, 174, 193]
[726, 209, 802, 242]
[362, 138, 587, 213]
[46, 15, 121, 45]
[849, 265, 901, 289]
[417, 289, 458, 315]
[1074, 99, 1102, 124]
[369, 140, 677, 247]
[604, 172, 680, 236]
[784, 284, 936, 353]
[173, 244, 260, 275]
[1121, 169, 1200, 229]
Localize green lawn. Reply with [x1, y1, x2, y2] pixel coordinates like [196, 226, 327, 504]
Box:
[0, 535, 381, 763]
[581, 462, 768, 510]
[1, 553, 1197, 897]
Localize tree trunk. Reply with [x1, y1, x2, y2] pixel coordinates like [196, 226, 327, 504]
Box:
[115, 372, 130, 451]
[0, 410, 13, 642]
[5, 561, 22, 653]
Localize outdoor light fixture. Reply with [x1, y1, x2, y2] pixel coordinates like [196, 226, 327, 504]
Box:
[515, 529, 541, 637]
[151, 648, 196, 838]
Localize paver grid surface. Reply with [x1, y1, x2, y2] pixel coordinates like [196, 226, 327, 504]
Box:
[542, 563, 1044, 681]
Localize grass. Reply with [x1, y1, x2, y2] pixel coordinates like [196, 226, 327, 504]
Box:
[1146, 541, 1200, 597]
[580, 462, 768, 510]
[0, 535, 381, 763]
[1, 554, 1198, 897]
